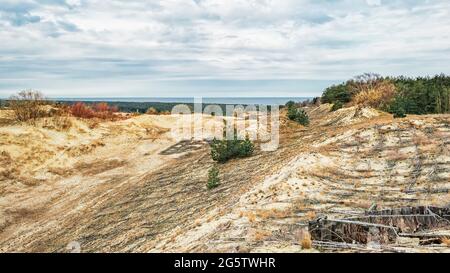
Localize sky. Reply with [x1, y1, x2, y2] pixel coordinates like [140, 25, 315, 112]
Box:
[0, 0, 449, 98]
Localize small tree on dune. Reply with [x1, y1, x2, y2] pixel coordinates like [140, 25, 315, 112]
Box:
[287, 105, 310, 126]
[207, 165, 220, 189]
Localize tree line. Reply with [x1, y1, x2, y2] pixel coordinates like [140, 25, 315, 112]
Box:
[321, 73, 450, 116]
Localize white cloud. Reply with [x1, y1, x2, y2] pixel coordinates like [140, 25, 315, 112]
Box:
[0, 0, 449, 97]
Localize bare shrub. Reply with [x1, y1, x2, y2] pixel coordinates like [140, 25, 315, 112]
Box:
[8, 90, 48, 123]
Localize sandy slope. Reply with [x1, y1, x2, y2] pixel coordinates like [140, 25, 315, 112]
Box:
[0, 107, 449, 252]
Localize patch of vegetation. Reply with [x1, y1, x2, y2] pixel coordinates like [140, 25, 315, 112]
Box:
[390, 74, 450, 114]
[8, 90, 50, 123]
[285, 100, 296, 108]
[210, 132, 255, 163]
[331, 101, 344, 112]
[287, 105, 310, 126]
[320, 73, 450, 115]
[321, 82, 354, 104]
[207, 165, 220, 189]
[389, 97, 407, 118]
[69, 102, 119, 120]
[146, 107, 159, 115]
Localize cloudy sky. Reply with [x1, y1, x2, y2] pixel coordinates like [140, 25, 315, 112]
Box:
[0, 0, 449, 98]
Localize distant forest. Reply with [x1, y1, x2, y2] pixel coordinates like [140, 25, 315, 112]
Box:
[0, 98, 273, 114]
[55, 101, 275, 114]
[321, 73, 450, 115]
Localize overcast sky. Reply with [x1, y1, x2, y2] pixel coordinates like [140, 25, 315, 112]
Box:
[0, 0, 449, 98]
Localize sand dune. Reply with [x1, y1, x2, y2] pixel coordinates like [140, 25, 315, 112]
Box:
[0, 107, 449, 252]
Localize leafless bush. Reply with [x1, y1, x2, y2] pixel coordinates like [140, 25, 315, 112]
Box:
[8, 90, 49, 123]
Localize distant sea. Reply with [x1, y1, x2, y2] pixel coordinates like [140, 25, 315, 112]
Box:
[52, 97, 312, 105]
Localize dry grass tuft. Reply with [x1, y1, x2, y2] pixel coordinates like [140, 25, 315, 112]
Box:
[305, 211, 316, 220]
[299, 231, 312, 249]
[194, 219, 202, 227]
[40, 115, 73, 131]
[253, 229, 272, 241]
[441, 237, 450, 247]
[244, 212, 256, 223]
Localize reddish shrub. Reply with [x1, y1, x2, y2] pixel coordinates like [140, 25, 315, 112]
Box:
[109, 105, 119, 113]
[93, 102, 110, 113]
[70, 102, 94, 118]
[70, 102, 119, 120]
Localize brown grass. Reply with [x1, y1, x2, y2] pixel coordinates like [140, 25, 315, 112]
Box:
[412, 135, 431, 146]
[40, 115, 73, 131]
[48, 167, 74, 177]
[351, 79, 397, 109]
[245, 212, 256, 223]
[305, 211, 316, 220]
[441, 237, 450, 247]
[253, 229, 272, 241]
[352, 78, 397, 108]
[0, 167, 18, 180]
[255, 208, 293, 219]
[300, 231, 312, 249]
[386, 150, 409, 162]
[19, 176, 43, 186]
[75, 158, 125, 176]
